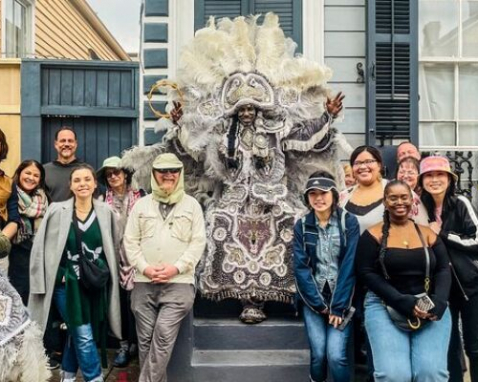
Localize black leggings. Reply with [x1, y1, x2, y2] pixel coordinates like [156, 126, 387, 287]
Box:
[448, 293, 478, 382]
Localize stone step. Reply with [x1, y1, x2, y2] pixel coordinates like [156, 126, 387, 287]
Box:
[191, 349, 309, 382]
[193, 297, 297, 318]
[193, 317, 308, 350]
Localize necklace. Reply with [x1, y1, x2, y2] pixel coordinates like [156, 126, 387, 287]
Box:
[390, 221, 412, 248]
[75, 206, 92, 214]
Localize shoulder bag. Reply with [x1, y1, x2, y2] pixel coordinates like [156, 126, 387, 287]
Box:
[380, 222, 432, 332]
[73, 212, 110, 291]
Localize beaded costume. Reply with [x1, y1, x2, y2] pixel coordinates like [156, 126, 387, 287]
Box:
[122, 13, 352, 306]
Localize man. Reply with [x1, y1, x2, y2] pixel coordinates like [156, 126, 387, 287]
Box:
[42, 126, 84, 370]
[124, 153, 206, 382]
[396, 141, 421, 162]
[44, 127, 83, 202]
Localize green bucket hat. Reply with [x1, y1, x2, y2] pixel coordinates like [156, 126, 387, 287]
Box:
[96, 156, 123, 184]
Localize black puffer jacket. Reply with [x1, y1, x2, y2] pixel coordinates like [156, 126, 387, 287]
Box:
[439, 195, 478, 299]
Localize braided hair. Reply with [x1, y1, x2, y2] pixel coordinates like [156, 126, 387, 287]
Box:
[378, 180, 412, 279]
[226, 115, 239, 169]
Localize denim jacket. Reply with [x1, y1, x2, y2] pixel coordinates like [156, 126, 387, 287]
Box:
[293, 207, 360, 317]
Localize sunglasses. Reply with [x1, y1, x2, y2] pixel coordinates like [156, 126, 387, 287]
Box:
[106, 169, 122, 178]
[154, 168, 181, 174]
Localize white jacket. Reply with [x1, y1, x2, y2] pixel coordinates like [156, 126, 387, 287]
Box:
[123, 194, 206, 284]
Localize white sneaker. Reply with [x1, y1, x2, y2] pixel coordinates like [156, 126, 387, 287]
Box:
[60, 370, 76, 382]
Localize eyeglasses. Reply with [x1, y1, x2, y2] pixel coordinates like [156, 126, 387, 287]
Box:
[154, 168, 181, 174]
[397, 170, 418, 177]
[106, 169, 122, 179]
[353, 159, 377, 167]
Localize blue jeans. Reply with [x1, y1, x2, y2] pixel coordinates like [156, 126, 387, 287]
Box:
[302, 304, 352, 382]
[53, 286, 103, 382]
[364, 291, 451, 382]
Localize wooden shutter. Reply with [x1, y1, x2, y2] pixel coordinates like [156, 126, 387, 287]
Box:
[195, 0, 246, 30]
[195, 0, 302, 52]
[366, 0, 418, 145]
[252, 0, 302, 51]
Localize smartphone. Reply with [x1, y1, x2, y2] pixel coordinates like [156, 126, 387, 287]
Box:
[337, 306, 355, 331]
[415, 293, 435, 312]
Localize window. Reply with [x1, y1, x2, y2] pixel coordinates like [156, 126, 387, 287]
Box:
[194, 0, 303, 52]
[419, 0, 478, 149]
[3, 0, 33, 58]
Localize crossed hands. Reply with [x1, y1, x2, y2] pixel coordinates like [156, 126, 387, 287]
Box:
[144, 264, 179, 283]
[320, 307, 343, 328]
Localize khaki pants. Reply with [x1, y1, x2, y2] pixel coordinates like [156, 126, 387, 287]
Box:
[131, 282, 195, 382]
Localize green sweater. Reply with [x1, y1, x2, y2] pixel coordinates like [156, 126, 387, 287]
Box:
[56, 211, 109, 347]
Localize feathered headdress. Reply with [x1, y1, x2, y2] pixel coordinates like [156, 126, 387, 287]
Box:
[158, 13, 333, 135]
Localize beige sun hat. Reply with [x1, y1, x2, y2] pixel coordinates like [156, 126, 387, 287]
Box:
[96, 156, 123, 184]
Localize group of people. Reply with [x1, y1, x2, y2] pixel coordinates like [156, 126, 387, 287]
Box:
[0, 122, 477, 382]
[0, 126, 204, 382]
[295, 142, 478, 382]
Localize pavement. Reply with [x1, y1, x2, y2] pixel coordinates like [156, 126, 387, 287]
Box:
[49, 351, 140, 381]
[48, 350, 471, 382]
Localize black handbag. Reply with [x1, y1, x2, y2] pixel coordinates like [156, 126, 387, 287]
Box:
[73, 212, 110, 291]
[380, 222, 432, 332]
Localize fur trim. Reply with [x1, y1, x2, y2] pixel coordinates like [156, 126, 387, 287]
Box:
[0, 322, 50, 382]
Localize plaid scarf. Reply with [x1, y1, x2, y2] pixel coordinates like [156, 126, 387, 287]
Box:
[105, 187, 143, 218]
[15, 186, 48, 244]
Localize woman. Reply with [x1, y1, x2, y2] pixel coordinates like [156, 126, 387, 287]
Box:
[356, 180, 451, 381]
[29, 164, 121, 382]
[342, 163, 356, 188]
[396, 156, 421, 195]
[293, 171, 360, 382]
[0, 128, 19, 271]
[7, 160, 49, 305]
[340, 145, 427, 374]
[419, 156, 478, 382]
[340, 146, 388, 233]
[97, 156, 145, 367]
[341, 146, 426, 229]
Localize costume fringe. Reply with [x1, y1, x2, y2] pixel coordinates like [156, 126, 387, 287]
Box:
[200, 290, 294, 305]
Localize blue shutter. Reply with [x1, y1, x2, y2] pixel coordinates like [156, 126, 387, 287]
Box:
[366, 0, 418, 145]
[195, 0, 246, 30]
[195, 0, 302, 52]
[252, 0, 302, 52]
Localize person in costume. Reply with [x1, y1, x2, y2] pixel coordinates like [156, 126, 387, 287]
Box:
[122, 13, 352, 323]
[29, 164, 121, 382]
[0, 268, 50, 382]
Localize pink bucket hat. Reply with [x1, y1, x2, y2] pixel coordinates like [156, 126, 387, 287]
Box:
[419, 156, 458, 182]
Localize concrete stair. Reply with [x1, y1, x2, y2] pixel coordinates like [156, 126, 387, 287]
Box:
[190, 317, 310, 382]
[191, 349, 309, 382]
